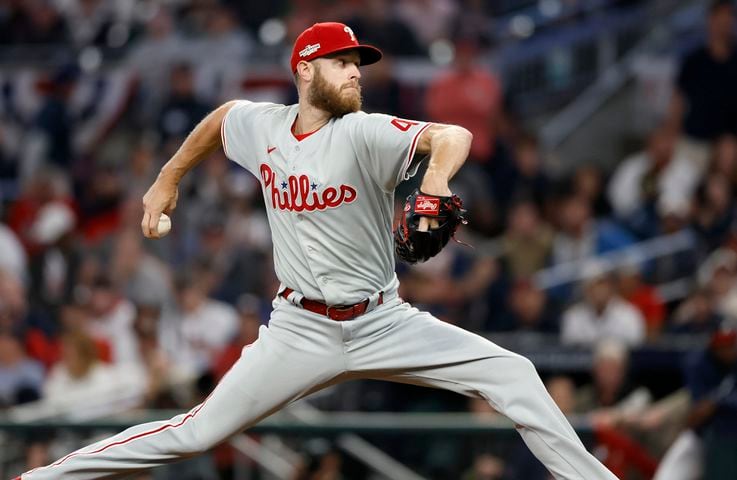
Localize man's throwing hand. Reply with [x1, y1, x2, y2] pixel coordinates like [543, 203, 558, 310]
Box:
[141, 178, 179, 239]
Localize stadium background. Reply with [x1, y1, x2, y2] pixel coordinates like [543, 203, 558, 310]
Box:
[1, 0, 737, 479]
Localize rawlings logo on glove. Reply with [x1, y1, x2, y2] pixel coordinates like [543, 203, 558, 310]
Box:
[394, 189, 467, 264]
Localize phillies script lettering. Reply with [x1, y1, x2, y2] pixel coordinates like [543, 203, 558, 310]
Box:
[260, 164, 357, 212]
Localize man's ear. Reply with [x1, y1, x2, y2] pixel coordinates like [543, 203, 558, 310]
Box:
[296, 61, 313, 83]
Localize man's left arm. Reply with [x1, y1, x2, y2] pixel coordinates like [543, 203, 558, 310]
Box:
[415, 123, 473, 196]
[414, 124, 472, 230]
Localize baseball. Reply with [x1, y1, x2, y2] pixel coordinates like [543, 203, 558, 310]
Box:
[157, 213, 171, 236]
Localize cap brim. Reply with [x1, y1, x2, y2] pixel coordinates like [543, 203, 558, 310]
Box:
[332, 44, 383, 67]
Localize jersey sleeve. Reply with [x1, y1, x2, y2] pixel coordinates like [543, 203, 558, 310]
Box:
[347, 112, 431, 193]
[221, 100, 260, 174]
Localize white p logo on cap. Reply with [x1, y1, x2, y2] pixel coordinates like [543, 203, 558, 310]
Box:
[344, 26, 356, 42]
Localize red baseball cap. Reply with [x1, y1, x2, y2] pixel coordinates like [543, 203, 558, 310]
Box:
[290, 22, 383, 72]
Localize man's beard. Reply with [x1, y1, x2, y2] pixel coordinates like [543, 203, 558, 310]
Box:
[308, 66, 362, 117]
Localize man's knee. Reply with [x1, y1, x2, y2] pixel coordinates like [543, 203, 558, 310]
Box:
[496, 353, 540, 384]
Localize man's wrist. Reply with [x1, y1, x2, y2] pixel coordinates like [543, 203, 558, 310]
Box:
[420, 173, 450, 196]
[159, 164, 184, 185]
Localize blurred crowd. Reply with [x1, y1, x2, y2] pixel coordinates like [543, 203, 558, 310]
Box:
[1, 0, 737, 479]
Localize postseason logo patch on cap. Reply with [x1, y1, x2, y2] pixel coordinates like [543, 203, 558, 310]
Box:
[299, 43, 321, 58]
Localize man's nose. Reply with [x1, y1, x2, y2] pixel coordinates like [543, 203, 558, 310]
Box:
[349, 64, 361, 80]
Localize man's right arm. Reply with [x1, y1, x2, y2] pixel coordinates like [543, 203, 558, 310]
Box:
[141, 100, 238, 238]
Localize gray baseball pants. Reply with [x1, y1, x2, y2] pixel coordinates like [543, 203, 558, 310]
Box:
[22, 296, 617, 479]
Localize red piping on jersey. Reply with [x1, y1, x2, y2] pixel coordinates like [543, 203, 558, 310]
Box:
[35, 393, 214, 473]
[291, 118, 321, 142]
[400, 122, 432, 180]
[221, 114, 230, 158]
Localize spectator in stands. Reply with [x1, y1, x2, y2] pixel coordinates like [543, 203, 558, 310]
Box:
[698, 248, 737, 322]
[492, 133, 550, 212]
[709, 134, 737, 189]
[192, 5, 254, 102]
[561, 265, 646, 346]
[5, 168, 74, 256]
[678, 326, 737, 480]
[160, 271, 238, 378]
[0, 327, 44, 407]
[42, 328, 146, 418]
[54, 0, 123, 48]
[450, 0, 492, 47]
[157, 62, 213, 146]
[491, 280, 559, 333]
[74, 161, 128, 244]
[86, 274, 140, 367]
[693, 173, 735, 253]
[399, 243, 498, 329]
[669, 0, 737, 168]
[20, 65, 80, 180]
[396, 0, 458, 47]
[608, 125, 701, 239]
[127, 6, 186, 123]
[109, 227, 173, 309]
[572, 165, 612, 217]
[551, 193, 635, 266]
[212, 294, 262, 382]
[462, 453, 505, 480]
[616, 261, 666, 340]
[0, 126, 17, 181]
[0, 0, 69, 46]
[129, 302, 180, 408]
[500, 200, 553, 279]
[577, 340, 657, 479]
[346, 0, 424, 56]
[446, 165, 499, 236]
[26, 201, 81, 312]
[577, 340, 651, 419]
[222, 0, 289, 33]
[0, 220, 27, 283]
[190, 202, 271, 303]
[425, 35, 503, 164]
[670, 288, 724, 334]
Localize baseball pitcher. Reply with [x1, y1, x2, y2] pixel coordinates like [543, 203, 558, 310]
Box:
[18, 22, 617, 480]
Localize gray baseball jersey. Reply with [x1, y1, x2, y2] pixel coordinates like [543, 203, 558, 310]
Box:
[222, 101, 429, 305]
[21, 102, 617, 480]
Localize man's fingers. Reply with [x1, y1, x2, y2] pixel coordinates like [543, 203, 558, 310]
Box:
[417, 217, 440, 232]
[149, 211, 162, 238]
[141, 211, 150, 237]
[141, 211, 162, 238]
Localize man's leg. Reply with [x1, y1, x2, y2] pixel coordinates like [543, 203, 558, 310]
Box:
[347, 302, 618, 480]
[23, 304, 346, 480]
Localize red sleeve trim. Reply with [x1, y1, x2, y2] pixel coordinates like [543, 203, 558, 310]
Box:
[221, 110, 231, 159]
[398, 122, 432, 182]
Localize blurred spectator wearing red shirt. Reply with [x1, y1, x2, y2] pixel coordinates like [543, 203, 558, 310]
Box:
[425, 37, 503, 163]
[616, 262, 666, 340]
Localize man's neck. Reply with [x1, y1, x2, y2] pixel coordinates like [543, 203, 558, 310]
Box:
[295, 100, 331, 135]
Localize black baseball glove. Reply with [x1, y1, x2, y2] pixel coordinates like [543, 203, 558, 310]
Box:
[394, 189, 467, 264]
